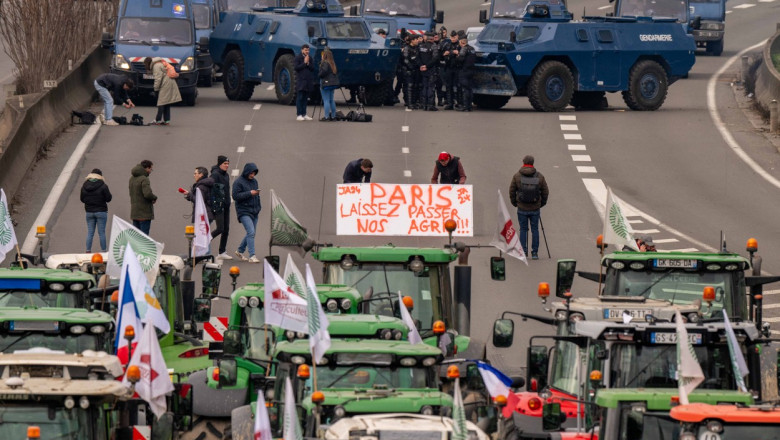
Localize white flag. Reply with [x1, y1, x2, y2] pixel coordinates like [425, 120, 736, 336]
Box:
[723, 311, 749, 392]
[121, 319, 175, 419]
[675, 311, 704, 404]
[0, 189, 18, 264]
[271, 189, 309, 256]
[254, 390, 273, 440]
[306, 263, 331, 364]
[193, 188, 212, 257]
[603, 188, 639, 251]
[283, 376, 303, 440]
[283, 254, 307, 299]
[489, 190, 527, 264]
[107, 216, 164, 286]
[123, 245, 170, 334]
[264, 259, 309, 333]
[452, 378, 468, 440]
[398, 292, 423, 345]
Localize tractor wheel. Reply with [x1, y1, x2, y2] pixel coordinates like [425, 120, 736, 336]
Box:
[222, 50, 255, 101]
[229, 405, 253, 440]
[472, 94, 511, 109]
[527, 61, 574, 112]
[274, 54, 297, 106]
[363, 82, 389, 106]
[622, 60, 668, 111]
[706, 39, 724, 56]
[570, 91, 608, 110]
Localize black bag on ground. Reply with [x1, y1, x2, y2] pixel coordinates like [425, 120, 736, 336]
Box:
[71, 110, 96, 125]
[130, 114, 144, 126]
[112, 116, 128, 125]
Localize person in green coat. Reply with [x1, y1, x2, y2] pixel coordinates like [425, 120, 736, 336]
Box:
[129, 160, 157, 235]
[144, 57, 182, 125]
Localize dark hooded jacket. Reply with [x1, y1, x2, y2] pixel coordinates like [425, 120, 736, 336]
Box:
[509, 165, 549, 211]
[80, 173, 112, 212]
[210, 164, 231, 210]
[232, 163, 261, 218]
[129, 164, 157, 220]
[186, 176, 215, 222]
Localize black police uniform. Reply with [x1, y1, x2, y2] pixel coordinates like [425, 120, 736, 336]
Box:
[418, 35, 440, 110]
[455, 41, 476, 111]
[439, 37, 459, 110]
[402, 41, 422, 109]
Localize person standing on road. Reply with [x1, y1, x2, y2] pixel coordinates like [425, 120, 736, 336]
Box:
[318, 48, 340, 121]
[210, 156, 232, 260]
[439, 31, 460, 110]
[182, 167, 215, 223]
[294, 44, 315, 121]
[233, 163, 261, 263]
[343, 158, 373, 183]
[418, 32, 440, 111]
[129, 160, 158, 236]
[144, 57, 182, 125]
[509, 155, 549, 260]
[455, 31, 476, 112]
[431, 152, 466, 184]
[80, 168, 112, 252]
[93, 73, 135, 126]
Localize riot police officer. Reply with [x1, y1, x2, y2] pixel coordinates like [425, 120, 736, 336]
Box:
[402, 35, 423, 109]
[455, 31, 476, 112]
[418, 31, 440, 111]
[439, 30, 460, 110]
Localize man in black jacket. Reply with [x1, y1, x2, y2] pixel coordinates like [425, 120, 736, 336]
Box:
[418, 32, 440, 111]
[343, 158, 373, 183]
[94, 73, 135, 126]
[80, 168, 112, 252]
[210, 156, 232, 260]
[294, 44, 315, 121]
[183, 167, 215, 224]
[454, 32, 476, 112]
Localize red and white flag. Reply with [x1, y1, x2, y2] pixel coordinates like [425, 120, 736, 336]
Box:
[264, 259, 308, 333]
[254, 390, 273, 440]
[121, 319, 174, 419]
[193, 188, 212, 257]
[490, 190, 527, 264]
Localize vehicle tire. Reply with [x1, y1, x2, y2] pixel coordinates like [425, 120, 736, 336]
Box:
[706, 39, 724, 56]
[570, 91, 608, 110]
[223, 50, 255, 101]
[527, 60, 574, 112]
[230, 405, 253, 440]
[182, 89, 197, 106]
[363, 82, 389, 106]
[622, 60, 668, 111]
[473, 94, 511, 109]
[274, 54, 297, 106]
[199, 68, 214, 87]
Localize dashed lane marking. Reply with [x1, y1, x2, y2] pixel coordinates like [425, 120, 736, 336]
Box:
[733, 3, 756, 7]
[762, 289, 780, 295]
[237, 146, 245, 153]
[559, 115, 577, 120]
[402, 147, 409, 153]
[564, 133, 582, 140]
[632, 228, 660, 234]
[597, 5, 612, 9]
[568, 144, 587, 150]
[253, 104, 261, 110]
[577, 166, 598, 173]
[244, 125, 252, 131]
[266, 85, 275, 90]
[572, 155, 591, 161]
[560, 124, 579, 131]
[402, 126, 409, 132]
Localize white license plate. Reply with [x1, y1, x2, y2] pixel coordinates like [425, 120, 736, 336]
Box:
[654, 259, 698, 269]
[604, 309, 646, 320]
[650, 332, 702, 344]
[143, 73, 154, 80]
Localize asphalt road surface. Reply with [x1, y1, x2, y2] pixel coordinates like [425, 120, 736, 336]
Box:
[11, 0, 780, 374]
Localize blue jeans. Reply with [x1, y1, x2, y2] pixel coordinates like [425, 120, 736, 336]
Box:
[94, 81, 114, 120]
[238, 214, 258, 257]
[296, 90, 309, 116]
[321, 87, 336, 118]
[517, 209, 540, 254]
[86, 211, 108, 252]
[133, 220, 151, 236]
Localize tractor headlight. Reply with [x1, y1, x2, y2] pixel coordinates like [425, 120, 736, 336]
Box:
[79, 396, 90, 409]
[90, 325, 106, 334]
[179, 57, 195, 71]
[392, 329, 403, 340]
[340, 298, 352, 310]
[286, 330, 296, 341]
[326, 299, 339, 312]
[70, 325, 87, 335]
[334, 405, 346, 419]
[379, 329, 392, 340]
[238, 296, 248, 308]
[49, 283, 65, 292]
[70, 283, 85, 291]
[420, 405, 434, 415]
[248, 297, 260, 308]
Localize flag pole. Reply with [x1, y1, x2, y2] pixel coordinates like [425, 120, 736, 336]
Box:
[14, 243, 23, 268]
[312, 359, 318, 393]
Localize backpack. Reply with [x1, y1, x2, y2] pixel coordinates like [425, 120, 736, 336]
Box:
[112, 116, 128, 125]
[211, 182, 227, 214]
[160, 60, 179, 79]
[71, 110, 96, 125]
[130, 114, 144, 126]
[518, 172, 541, 204]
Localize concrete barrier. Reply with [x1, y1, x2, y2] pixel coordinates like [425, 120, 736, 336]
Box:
[0, 44, 110, 200]
[754, 26, 780, 117]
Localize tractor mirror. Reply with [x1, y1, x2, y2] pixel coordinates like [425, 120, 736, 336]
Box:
[490, 257, 506, 281]
[479, 9, 487, 23]
[435, 10, 444, 23]
[218, 358, 238, 387]
[202, 262, 222, 296]
[223, 329, 242, 355]
[265, 255, 280, 273]
[193, 298, 211, 323]
[198, 36, 210, 52]
[492, 319, 514, 347]
[349, 5, 358, 15]
[542, 402, 563, 431]
[527, 345, 549, 391]
[556, 259, 576, 298]
[691, 16, 701, 30]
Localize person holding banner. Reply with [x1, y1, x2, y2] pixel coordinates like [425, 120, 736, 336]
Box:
[182, 167, 215, 223]
[431, 152, 466, 184]
[233, 163, 261, 263]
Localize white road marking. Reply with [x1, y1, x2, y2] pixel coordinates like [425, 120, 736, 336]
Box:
[402, 147, 409, 153]
[598, 5, 612, 9]
[231, 169, 240, 177]
[665, 248, 699, 252]
[726, 10, 733, 13]
[559, 115, 576, 121]
[571, 155, 592, 162]
[402, 126, 409, 132]
[253, 104, 261, 110]
[266, 85, 275, 90]
[404, 170, 412, 177]
[564, 133, 582, 140]
[560, 124, 579, 131]
[244, 125, 252, 131]
[763, 289, 780, 295]
[762, 303, 780, 309]
[651, 238, 680, 244]
[758, 0, 775, 3]
[733, 3, 756, 7]
[577, 166, 598, 173]
[237, 146, 245, 153]
[632, 228, 660, 234]
[627, 219, 643, 223]
[568, 144, 587, 150]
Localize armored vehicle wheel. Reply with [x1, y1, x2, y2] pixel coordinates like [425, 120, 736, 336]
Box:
[274, 54, 297, 106]
[570, 91, 608, 110]
[622, 60, 668, 111]
[706, 39, 723, 56]
[473, 94, 511, 109]
[527, 61, 574, 112]
[223, 50, 256, 101]
[363, 82, 389, 106]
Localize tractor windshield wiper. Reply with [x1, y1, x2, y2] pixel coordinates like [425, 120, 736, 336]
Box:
[623, 345, 674, 387]
[324, 366, 361, 389]
[0, 332, 33, 353]
[636, 269, 674, 298]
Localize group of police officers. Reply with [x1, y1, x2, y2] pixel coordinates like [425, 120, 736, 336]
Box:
[393, 27, 477, 112]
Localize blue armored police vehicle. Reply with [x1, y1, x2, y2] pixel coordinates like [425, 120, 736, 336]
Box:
[348, 0, 444, 36]
[472, 0, 696, 111]
[102, 0, 205, 106]
[209, 0, 402, 106]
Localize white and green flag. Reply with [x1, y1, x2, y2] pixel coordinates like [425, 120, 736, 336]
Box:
[271, 190, 309, 256]
[452, 377, 468, 440]
[0, 189, 18, 264]
[107, 215, 164, 286]
[723, 310, 749, 392]
[603, 188, 639, 251]
[265, 259, 308, 334]
[283, 254, 307, 299]
[675, 311, 704, 404]
[305, 263, 331, 364]
[283, 376, 304, 440]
